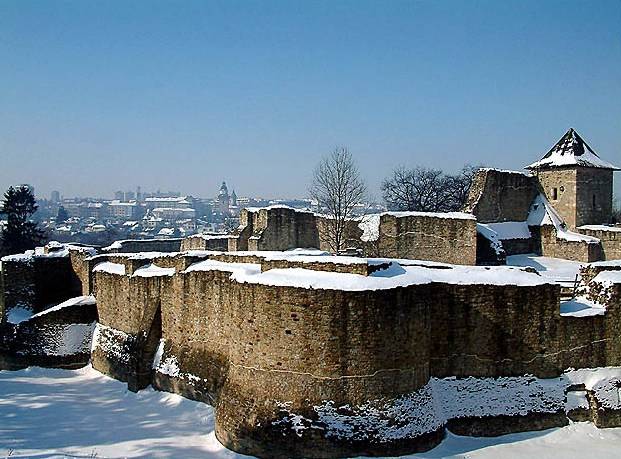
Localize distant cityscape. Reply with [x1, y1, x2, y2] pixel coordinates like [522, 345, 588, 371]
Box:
[14, 182, 330, 247]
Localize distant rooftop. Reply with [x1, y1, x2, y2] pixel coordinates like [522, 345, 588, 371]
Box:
[525, 128, 620, 171]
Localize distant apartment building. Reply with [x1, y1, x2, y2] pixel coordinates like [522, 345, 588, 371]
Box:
[108, 200, 140, 219]
[145, 196, 194, 210]
[151, 207, 196, 220]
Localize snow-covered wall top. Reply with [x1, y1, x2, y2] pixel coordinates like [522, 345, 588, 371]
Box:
[181, 257, 550, 290]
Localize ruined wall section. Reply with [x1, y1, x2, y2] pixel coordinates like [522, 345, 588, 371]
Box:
[532, 226, 603, 263]
[374, 213, 477, 265]
[0, 296, 97, 370]
[180, 234, 230, 252]
[90, 257, 166, 390]
[228, 209, 254, 251]
[103, 238, 182, 254]
[576, 227, 621, 261]
[85, 251, 621, 457]
[559, 267, 621, 370]
[464, 169, 539, 223]
[248, 207, 320, 251]
[0, 255, 82, 318]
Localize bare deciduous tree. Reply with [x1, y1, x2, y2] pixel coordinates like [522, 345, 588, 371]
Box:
[381, 164, 477, 212]
[310, 147, 366, 253]
[443, 164, 478, 211]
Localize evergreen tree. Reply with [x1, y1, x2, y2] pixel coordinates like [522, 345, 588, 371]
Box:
[0, 186, 46, 256]
[56, 205, 69, 223]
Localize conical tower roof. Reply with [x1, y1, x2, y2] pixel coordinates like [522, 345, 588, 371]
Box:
[525, 128, 619, 170]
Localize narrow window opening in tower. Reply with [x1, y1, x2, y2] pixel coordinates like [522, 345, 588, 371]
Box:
[593, 194, 597, 209]
[552, 188, 558, 200]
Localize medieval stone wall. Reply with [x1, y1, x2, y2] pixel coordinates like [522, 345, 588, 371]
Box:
[154, 271, 433, 456]
[229, 207, 477, 265]
[260, 258, 372, 275]
[534, 226, 603, 262]
[464, 169, 538, 223]
[88, 256, 621, 457]
[104, 238, 183, 253]
[576, 227, 621, 261]
[180, 234, 230, 252]
[429, 283, 561, 378]
[0, 256, 82, 317]
[0, 297, 97, 370]
[91, 268, 164, 391]
[7, 244, 621, 457]
[374, 214, 477, 265]
[250, 207, 320, 251]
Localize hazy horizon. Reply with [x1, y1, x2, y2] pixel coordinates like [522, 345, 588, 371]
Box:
[1, 0, 620, 201]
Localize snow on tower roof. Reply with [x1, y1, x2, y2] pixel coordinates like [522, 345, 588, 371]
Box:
[525, 128, 620, 170]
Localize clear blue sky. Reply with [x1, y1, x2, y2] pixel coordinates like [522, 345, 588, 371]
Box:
[1, 0, 619, 201]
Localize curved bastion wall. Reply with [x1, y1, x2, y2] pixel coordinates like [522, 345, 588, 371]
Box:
[4, 243, 621, 458]
[92, 256, 436, 455]
[87, 250, 621, 457]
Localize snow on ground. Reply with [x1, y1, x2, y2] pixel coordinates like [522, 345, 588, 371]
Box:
[507, 254, 583, 286]
[410, 423, 621, 459]
[560, 296, 605, 317]
[2, 366, 621, 458]
[0, 366, 237, 459]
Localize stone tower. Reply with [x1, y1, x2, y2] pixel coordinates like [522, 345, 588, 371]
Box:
[525, 128, 619, 229]
[218, 181, 230, 214]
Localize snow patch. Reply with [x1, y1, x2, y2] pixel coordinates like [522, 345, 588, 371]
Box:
[30, 295, 96, 318]
[560, 297, 606, 317]
[93, 261, 126, 276]
[578, 225, 621, 233]
[482, 221, 531, 240]
[132, 263, 176, 277]
[528, 195, 600, 244]
[91, 323, 132, 364]
[33, 322, 96, 356]
[358, 214, 381, 242]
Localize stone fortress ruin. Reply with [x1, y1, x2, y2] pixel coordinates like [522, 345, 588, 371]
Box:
[1, 128, 621, 457]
